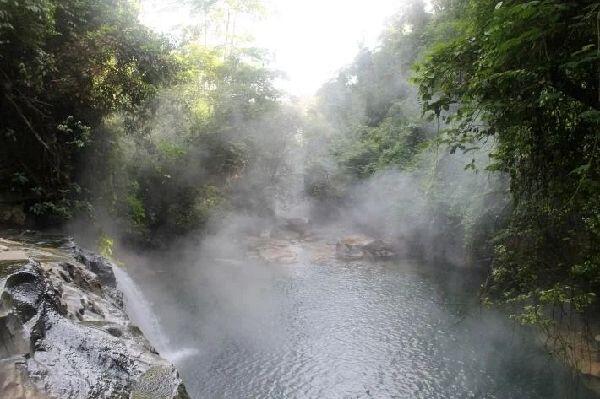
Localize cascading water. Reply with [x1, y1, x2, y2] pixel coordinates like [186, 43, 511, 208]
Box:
[112, 265, 170, 352]
[112, 265, 199, 363]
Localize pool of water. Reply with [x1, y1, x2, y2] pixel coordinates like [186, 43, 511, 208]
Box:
[126, 249, 597, 399]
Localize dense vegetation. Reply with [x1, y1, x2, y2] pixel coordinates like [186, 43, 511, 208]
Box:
[0, 0, 176, 222]
[304, 0, 599, 347]
[1, 0, 599, 359]
[0, 0, 300, 245]
[416, 0, 600, 326]
[303, 1, 506, 265]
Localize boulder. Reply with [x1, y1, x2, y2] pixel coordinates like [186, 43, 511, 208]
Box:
[335, 235, 396, 261]
[74, 248, 118, 288]
[131, 366, 189, 399]
[253, 239, 299, 264]
[363, 239, 397, 260]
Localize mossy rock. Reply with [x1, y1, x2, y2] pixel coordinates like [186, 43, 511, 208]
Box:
[0, 261, 28, 280]
[131, 366, 189, 399]
[0, 252, 29, 278]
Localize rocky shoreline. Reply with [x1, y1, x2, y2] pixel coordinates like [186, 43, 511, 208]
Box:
[0, 234, 188, 399]
[245, 218, 398, 266]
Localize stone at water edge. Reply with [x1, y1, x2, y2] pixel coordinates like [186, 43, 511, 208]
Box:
[253, 239, 299, 264]
[335, 234, 372, 260]
[335, 234, 396, 261]
[363, 239, 397, 260]
[131, 366, 190, 399]
[74, 247, 118, 288]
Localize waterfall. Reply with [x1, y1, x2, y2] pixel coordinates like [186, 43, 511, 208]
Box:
[112, 265, 200, 364]
[112, 265, 170, 353]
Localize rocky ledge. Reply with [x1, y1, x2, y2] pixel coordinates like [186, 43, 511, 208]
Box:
[0, 234, 188, 399]
[245, 219, 397, 265]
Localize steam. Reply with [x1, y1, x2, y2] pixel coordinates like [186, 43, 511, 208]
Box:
[65, 3, 593, 398]
[88, 81, 585, 399]
[333, 139, 508, 266]
[76, 0, 511, 354]
[112, 265, 170, 352]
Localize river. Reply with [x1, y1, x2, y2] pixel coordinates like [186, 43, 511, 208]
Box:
[119, 231, 598, 399]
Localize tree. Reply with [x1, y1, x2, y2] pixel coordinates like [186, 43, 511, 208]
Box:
[414, 0, 600, 320]
[0, 0, 176, 222]
[185, 0, 264, 55]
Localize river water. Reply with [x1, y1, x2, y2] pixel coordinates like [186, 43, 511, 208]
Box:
[121, 240, 598, 399]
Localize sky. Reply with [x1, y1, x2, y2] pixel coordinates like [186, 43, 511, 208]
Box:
[139, 0, 404, 97]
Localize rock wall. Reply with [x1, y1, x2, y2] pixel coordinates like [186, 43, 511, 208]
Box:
[0, 234, 188, 399]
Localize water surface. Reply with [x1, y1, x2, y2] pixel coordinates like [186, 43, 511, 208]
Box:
[126, 250, 596, 399]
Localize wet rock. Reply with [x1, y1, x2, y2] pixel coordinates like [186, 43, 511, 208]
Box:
[258, 244, 298, 264]
[74, 248, 117, 288]
[2, 264, 45, 323]
[59, 262, 102, 294]
[105, 326, 123, 337]
[363, 239, 397, 260]
[0, 236, 188, 398]
[0, 251, 28, 265]
[0, 314, 28, 358]
[131, 366, 189, 399]
[335, 235, 396, 261]
[335, 235, 371, 260]
[249, 238, 299, 264]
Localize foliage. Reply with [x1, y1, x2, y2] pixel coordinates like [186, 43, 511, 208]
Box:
[97, 232, 114, 259]
[414, 0, 600, 319]
[4, 0, 598, 340]
[182, 0, 265, 51]
[0, 0, 299, 243]
[0, 0, 176, 223]
[92, 43, 301, 244]
[304, 1, 433, 194]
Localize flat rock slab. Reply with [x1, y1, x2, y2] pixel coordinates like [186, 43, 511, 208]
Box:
[0, 238, 22, 247]
[131, 366, 188, 399]
[0, 251, 28, 263]
[257, 244, 298, 264]
[338, 234, 376, 247]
